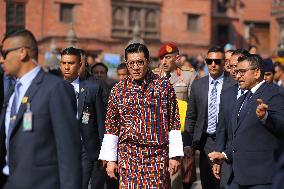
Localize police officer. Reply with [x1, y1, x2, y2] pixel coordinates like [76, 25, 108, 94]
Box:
[155, 43, 198, 189]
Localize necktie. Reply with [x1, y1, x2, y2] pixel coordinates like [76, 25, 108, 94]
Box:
[207, 80, 218, 134]
[238, 90, 252, 122]
[4, 76, 15, 96]
[6, 81, 22, 165]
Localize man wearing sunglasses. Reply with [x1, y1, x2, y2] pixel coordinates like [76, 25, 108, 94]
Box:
[209, 54, 284, 189]
[185, 46, 235, 189]
[0, 29, 81, 189]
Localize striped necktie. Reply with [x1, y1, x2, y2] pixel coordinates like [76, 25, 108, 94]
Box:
[207, 80, 218, 134]
[7, 81, 22, 165]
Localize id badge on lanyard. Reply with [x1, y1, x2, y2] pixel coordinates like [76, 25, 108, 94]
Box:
[23, 103, 33, 131]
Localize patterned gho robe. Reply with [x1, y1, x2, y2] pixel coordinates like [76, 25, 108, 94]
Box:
[99, 71, 184, 189]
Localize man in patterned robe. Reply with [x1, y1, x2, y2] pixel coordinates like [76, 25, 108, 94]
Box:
[99, 43, 184, 188]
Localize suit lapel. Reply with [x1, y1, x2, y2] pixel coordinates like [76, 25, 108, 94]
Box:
[233, 94, 246, 133]
[222, 75, 235, 91]
[78, 81, 87, 119]
[0, 87, 14, 134]
[239, 82, 267, 125]
[10, 70, 45, 137]
[203, 76, 209, 112]
[234, 82, 267, 133]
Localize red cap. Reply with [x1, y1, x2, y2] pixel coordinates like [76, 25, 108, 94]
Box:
[158, 43, 179, 59]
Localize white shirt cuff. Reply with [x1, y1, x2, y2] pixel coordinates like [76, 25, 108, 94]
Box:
[222, 152, 228, 160]
[98, 134, 118, 161]
[169, 130, 184, 158]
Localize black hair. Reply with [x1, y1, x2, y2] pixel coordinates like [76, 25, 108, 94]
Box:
[248, 45, 257, 51]
[61, 47, 81, 63]
[208, 46, 225, 55]
[117, 63, 128, 71]
[125, 43, 150, 61]
[225, 49, 234, 53]
[2, 29, 38, 60]
[238, 54, 264, 77]
[91, 62, 108, 73]
[275, 62, 284, 72]
[78, 49, 87, 57]
[231, 49, 250, 57]
[78, 48, 88, 67]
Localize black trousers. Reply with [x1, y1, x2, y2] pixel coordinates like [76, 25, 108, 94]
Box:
[82, 148, 119, 189]
[199, 133, 220, 189]
[82, 148, 105, 189]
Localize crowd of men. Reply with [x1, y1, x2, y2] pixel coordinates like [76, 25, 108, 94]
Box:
[0, 29, 283, 189]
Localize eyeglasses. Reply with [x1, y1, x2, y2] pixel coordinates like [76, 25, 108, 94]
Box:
[0, 46, 31, 59]
[205, 58, 223, 65]
[235, 67, 258, 76]
[126, 60, 146, 68]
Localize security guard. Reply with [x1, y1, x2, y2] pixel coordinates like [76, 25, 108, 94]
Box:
[154, 43, 198, 189]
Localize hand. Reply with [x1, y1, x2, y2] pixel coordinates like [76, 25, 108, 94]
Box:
[212, 164, 221, 180]
[101, 160, 107, 169]
[256, 99, 268, 120]
[106, 161, 118, 180]
[169, 157, 181, 176]
[208, 151, 226, 164]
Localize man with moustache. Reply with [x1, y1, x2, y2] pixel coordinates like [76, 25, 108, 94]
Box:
[99, 43, 184, 188]
[60, 47, 106, 189]
[211, 49, 249, 188]
[184, 46, 235, 189]
[209, 54, 284, 189]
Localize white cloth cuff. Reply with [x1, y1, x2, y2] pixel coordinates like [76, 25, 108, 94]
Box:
[169, 130, 184, 158]
[222, 152, 228, 160]
[98, 134, 118, 161]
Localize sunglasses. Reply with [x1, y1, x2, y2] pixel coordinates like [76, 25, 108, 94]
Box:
[0, 46, 31, 59]
[205, 58, 223, 65]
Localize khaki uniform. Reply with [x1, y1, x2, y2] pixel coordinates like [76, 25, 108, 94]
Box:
[153, 67, 198, 101]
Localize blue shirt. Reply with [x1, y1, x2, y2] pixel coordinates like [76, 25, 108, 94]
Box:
[3, 66, 41, 175]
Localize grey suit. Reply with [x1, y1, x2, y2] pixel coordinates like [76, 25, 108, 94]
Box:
[184, 73, 235, 189]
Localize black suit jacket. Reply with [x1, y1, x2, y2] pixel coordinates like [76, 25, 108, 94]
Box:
[0, 69, 82, 189]
[184, 74, 235, 149]
[229, 82, 284, 185]
[78, 79, 106, 161]
[215, 83, 239, 186]
[216, 83, 239, 156]
[0, 67, 4, 115]
[272, 140, 284, 189]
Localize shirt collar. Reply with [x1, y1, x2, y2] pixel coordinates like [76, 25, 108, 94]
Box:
[250, 80, 265, 94]
[71, 77, 80, 92]
[209, 72, 224, 84]
[18, 66, 41, 86]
